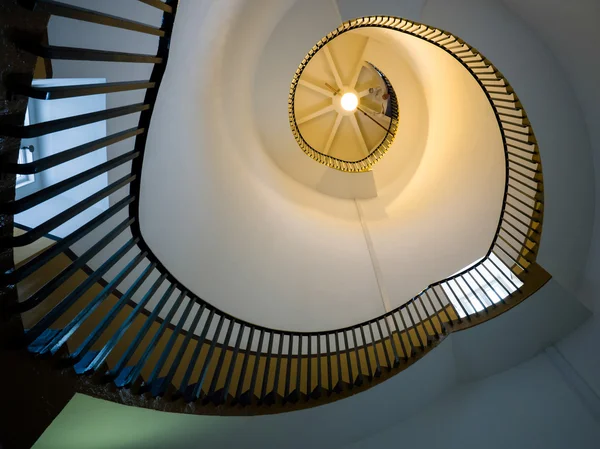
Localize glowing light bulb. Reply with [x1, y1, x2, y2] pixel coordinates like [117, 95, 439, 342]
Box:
[340, 92, 358, 112]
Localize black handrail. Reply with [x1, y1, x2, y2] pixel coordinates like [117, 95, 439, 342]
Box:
[0, 4, 549, 412]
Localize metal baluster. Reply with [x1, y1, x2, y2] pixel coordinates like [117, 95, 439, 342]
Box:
[432, 285, 462, 324]
[475, 265, 508, 304]
[221, 323, 245, 405]
[368, 323, 382, 377]
[81, 284, 175, 371]
[191, 314, 226, 401]
[70, 265, 162, 363]
[382, 315, 400, 366]
[495, 242, 533, 273]
[389, 312, 408, 360]
[178, 308, 215, 397]
[425, 289, 451, 327]
[155, 303, 206, 397]
[351, 329, 364, 385]
[2, 151, 138, 215]
[375, 320, 392, 370]
[259, 332, 274, 404]
[405, 303, 425, 350]
[326, 334, 333, 393]
[488, 254, 522, 292]
[508, 175, 542, 195]
[0, 104, 150, 138]
[444, 281, 470, 319]
[17, 217, 134, 313]
[25, 238, 138, 346]
[75, 272, 170, 373]
[36, 251, 147, 355]
[484, 258, 515, 295]
[507, 184, 541, 204]
[316, 334, 322, 397]
[284, 333, 293, 400]
[293, 334, 302, 402]
[396, 308, 417, 355]
[410, 298, 434, 343]
[30, 1, 165, 36]
[207, 326, 236, 405]
[112, 288, 185, 386]
[506, 201, 540, 222]
[2, 195, 133, 284]
[466, 271, 496, 309]
[12, 81, 156, 101]
[235, 326, 255, 404]
[416, 295, 440, 338]
[458, 274, 488, 314]
[338, 332, 348, 391]
[2, 174, 136, 250]
[307, 335, 313, 399]
[145, 296, 195, 391]
[246, 329, 265, 405]
[500, 224, 535, 253]
[20, 43, 163, 64]
[449, 277, 481, 317]
[496, 233, 534, 266]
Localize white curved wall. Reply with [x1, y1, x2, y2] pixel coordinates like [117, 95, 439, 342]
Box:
[139, 0, 505, 329]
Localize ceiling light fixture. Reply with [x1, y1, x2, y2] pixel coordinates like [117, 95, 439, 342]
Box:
[340, 92, 359, 112]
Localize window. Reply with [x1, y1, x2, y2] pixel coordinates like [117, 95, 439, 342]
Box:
[15, 145, 35, 188]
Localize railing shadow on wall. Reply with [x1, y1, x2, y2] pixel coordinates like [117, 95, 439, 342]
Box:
[0, 2, 550, 415]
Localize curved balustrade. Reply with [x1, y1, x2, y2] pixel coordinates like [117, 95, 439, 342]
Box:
[0, 3, 550, 414]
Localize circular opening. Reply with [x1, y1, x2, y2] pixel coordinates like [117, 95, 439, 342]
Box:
[341, 92, 359, 112]
[289, 28, 400, 172]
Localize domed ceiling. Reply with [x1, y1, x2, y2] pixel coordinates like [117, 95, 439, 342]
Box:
[290, 31, 399, 171]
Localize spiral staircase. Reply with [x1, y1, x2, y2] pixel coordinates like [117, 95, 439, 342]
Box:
[1, 1, 599, 448]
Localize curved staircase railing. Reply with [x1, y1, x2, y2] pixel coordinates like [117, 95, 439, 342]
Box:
[0, 3, 550, 415]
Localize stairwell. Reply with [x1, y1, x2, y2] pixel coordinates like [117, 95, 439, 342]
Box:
[1, 1, 600, 448]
